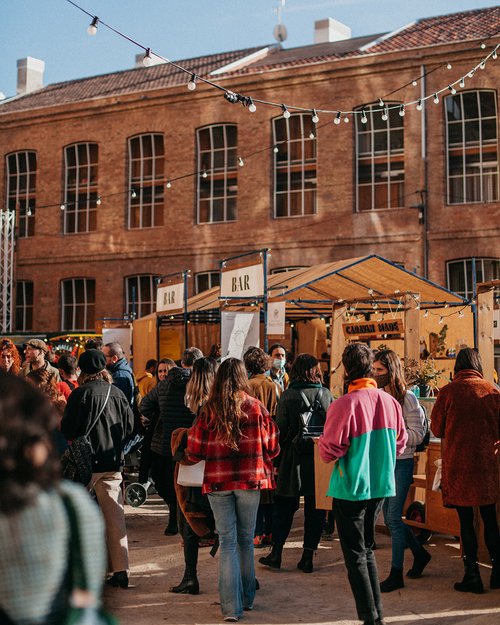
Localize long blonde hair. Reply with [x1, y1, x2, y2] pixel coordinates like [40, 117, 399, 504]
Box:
[205, 358, 250, 451]
[185, 357, 218, 413]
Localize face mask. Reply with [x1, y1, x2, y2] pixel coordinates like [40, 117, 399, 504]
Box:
[273, 358, 285, 370]
[374, 373, 391, 388]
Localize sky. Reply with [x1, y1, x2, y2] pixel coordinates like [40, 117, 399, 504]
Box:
[1, 0, 499, 99]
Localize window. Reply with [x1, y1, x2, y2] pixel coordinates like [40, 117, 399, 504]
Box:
[61, 278, 95, 331]
[273, 114, 317, 217]
[195, 271, 221, 294]
[355, 103, 404, 211]
[271, 266, 307, 274]
[128, 134, 164, 228]
[125, 274, 160, 318]
[6, 151, 36, 237]
[15, 281, 33, 331]
[447, 258, 500, 300]
[446, 90, 498, 204]
[197, 124, 238, 223]
[63, 143, 98, 233]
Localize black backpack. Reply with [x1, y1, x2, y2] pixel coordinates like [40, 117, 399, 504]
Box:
[293, 388, 327, 455]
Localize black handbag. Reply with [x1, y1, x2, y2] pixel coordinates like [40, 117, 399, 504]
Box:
[61, 386, 111, 487]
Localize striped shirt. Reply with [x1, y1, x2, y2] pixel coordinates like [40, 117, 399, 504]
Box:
[187, 393, 280, 495]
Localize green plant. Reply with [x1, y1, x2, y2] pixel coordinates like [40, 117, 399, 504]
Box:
[404, 357, 445, 390]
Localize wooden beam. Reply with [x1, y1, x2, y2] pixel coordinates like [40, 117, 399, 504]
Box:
[330, 305, 347, 397]
[404, 294, 420, 364]
[477, 289, 494, 383]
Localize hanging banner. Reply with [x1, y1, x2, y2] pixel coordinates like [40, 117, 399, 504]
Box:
[157, 280, 184, 314]
[221, 311, 260, 360]
[267, 301, 286, 336]
[343, 318, 404, 339]
[220, 263, 264, 298]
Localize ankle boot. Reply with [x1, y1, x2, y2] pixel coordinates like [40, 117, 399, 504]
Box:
[297, 548, 314, 573]
[259, 544, 282, 569]
[169, 571, 200, 595]
[454, 558, 484, 594]
[380, 567, 404, 593]
[407, 547, 431, 578]
[490, 559, 500, 590]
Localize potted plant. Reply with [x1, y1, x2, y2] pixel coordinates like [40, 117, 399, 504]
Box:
[404, 357, 445, 397]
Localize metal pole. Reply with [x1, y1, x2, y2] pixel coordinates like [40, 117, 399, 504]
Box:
[263, 249, 268, 352]
[183, 270, 189, 350]
[472, 257, 478, 347]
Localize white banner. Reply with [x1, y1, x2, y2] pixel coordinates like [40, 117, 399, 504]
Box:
[267, 301, 286, 335]
[220, 263, 264, 298]
[156, 281, 184, 313]
[221, 311, 260, 360]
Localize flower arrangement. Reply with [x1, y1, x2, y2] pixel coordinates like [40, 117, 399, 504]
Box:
[404, 357, 445, 393]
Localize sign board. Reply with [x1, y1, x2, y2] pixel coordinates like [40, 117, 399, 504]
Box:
[221, 311, 259, 360]
[220, 263, 264, 298]
[343, 318, 404, 339]
[157, 280, 184, 314]
[102, 327, 131, 361]
[267, 301, 286, 336]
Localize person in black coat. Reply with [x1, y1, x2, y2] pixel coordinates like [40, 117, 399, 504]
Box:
[140, 347, 202, 535]
[61, 349, 134, 588]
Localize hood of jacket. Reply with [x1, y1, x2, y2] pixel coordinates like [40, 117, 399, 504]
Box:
[167, 366, 191, 387]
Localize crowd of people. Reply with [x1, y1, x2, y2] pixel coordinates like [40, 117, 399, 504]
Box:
[0, 335, 498, 625]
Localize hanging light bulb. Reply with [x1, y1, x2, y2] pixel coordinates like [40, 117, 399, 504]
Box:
[96, 196, 102, 206]
[87, 16, 99, 36]
[130, 189, 137, 199]
[459, 77, 465, 88]
[309, 131, 315, 139]
[238, 157, 244, 167]
[458, 310, 464, 318]
[480, 41, 486, 49]
[224, 91, 239, 104]
[412, 79, 418, 87]
[143, 48, 154, 67]
[448, 84, 457, 95]
[311, 109, 319, 124]
[247, 97, 257, 113]
[343, 115, 349, 123]
[273, 145, 279, 153]
[447, 62, 452, 70]
[334, 111, 341, 125]
[361, 110, 367, 124]
[423, 310, 429, 318]
[281, 104, 290, 119]
[438, 316, 444, 325]
[416, 99, 423, 111]
[378, 98, 384, 108]
[433, 93, 440, 104]
[479, 61, 486, 70]
[399, 104, 405, 117]
[492, 46, 498, 60]
[201, 170, 208, 178]
[166, 180, 172, 189]
[60, 203, 66, 211]
[468, 69, 475, 78]
[187, 73, 197, 91]
[381, 108, 388, 121]
[27, 206, 32, 216]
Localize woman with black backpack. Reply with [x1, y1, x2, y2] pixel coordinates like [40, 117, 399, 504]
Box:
[259, 353, 333, 573]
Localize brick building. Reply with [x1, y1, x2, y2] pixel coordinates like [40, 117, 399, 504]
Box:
[0, 6, 499, 334]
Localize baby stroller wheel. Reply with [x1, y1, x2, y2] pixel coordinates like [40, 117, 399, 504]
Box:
[125, 481, 149, 507]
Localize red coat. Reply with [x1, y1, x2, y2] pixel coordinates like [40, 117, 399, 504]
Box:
[431, 369, 500, 507]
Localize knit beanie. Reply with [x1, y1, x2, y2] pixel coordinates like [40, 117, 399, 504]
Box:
[78, 349, 106, 374]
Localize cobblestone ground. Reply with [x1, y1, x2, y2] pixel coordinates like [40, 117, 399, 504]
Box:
[103, 496, 500, 625]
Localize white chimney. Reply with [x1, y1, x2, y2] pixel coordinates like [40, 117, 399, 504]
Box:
[314, 18, 351, 44]
[17, 57, 45, 95]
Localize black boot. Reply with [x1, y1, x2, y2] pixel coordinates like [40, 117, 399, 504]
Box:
[169, 571, 200, 595]
[297, 548, 314, 573]
[491, 559, 500, 590]
[407, 547, 431, 578]
[380, 567, 404, 593]
[454, 558, 484, 594]
[259, 544, 282, 569]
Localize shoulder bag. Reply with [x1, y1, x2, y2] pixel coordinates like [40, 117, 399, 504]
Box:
[61, 385, 112, 487]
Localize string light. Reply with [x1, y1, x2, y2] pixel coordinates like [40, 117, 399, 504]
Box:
[281, 104, 290, 119]
[399, 104, 405, 117]
[448, 84, 457, 94]
[493, 46, 499, 60]
[311, 109, 319, 124]
[142, 48, 154, 67]
[224, 91, 239, 104]
[130, 188, 137, 199]
[412, 80, 418, 87]
[416, 99, 423, 111]
[378, 98, 384, 107]
[438, 316, 444, 324]
[246, 97, 257, 113]
[87, 16, 99, 36]
[334, 111, 341, 125]
[60, 203, 66, 211]
[309, 131, 315, 139]
[381, 108, 388, 121]
[201, 170, 208, 178]
[423, 310, 429, 317]
[166, 180, 172, 189]
[433, 93, 440, 104]
[458, 310, 464, 318]
[480, 42, 486, 49]
[479, 61, 486, 70]
[187, 73, 197, 91]
[273, 145, 279, 153]
[459, 77, 465, 88]
[96, 196, 102, 205]
[447, 62, 452, 70]
[468, 69, 475, 78]
[238, 156, 244, 167]
[27, 206, 32, 216]
[343, 116, 349, 123]
[361, 110, 368, 124]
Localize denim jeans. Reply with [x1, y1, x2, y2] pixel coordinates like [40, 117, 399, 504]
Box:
[383, 457, 422, 569]
[208, 489, 260, 619]
[334, 497, 384, 623]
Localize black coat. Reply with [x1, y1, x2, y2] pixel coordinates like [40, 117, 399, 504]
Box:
[140, 366, 196, 456]
[61, 379, 134, 472]
[275, 384, 333, 497]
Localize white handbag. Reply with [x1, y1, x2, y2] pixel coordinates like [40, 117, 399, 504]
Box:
[177, 460, 206, 487]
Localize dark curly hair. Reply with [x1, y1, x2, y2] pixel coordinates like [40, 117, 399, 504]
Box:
[0, 372, 60, 513]
[243, 346, 271, 376]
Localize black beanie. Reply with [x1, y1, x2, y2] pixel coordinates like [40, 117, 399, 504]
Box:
[78, 349, 106, 374]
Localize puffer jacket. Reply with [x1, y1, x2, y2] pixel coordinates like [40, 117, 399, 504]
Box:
[140, 366, 196, 456]
[61, 379, 134, 472]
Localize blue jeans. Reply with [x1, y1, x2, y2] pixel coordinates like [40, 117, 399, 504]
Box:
[208, 489, 260, 619]
[383, 457, 422, 570]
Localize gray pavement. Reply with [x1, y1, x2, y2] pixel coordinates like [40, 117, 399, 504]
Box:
[104, 497, 500, 625]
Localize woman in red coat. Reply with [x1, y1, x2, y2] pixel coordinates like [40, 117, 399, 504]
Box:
[432, 348, 500, 593]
